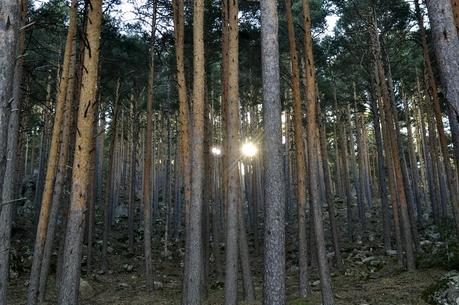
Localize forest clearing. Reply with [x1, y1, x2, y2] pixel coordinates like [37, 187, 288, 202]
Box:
[1, 0, 459, 304]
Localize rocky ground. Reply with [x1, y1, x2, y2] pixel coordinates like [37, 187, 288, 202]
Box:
[6, 196, 459, 305]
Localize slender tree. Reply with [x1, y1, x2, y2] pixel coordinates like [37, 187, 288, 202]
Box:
[143, 0, 157, 293]
[185, 0, 205, 303]
[302, 0, 335, 303]
[284, 0, 311, 295]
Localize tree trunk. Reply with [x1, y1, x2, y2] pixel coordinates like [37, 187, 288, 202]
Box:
[284, 0, 311, 296]
[0, 0, 21, 301]
[318, 98, 342, 269]
[416, 0, 458, 228]
[38, 38, 77, 302]
[302, 0, 335, 303]
[424, 0, 459, 235]
[26, 0, 78, 302]
[143, 1, 157, 293]
[185, 0, 205, 303]
[370, 9, 415, 270]
[224, 0, 240, 303]
[56, 0, 102, 302]
[261, 0, 286, 303]
[368, 75, 391, 251]
[128, 92, 137, 254]
[102, 79, 121, 271]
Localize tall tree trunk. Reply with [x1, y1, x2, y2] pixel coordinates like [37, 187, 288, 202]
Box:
[318, 98, 342, 269]
[425, 0, 459, 119]
[185, 0, 205, 303]
[224, 0, 240, 303]
[56, 0, 102, 301]
[27, 0, 78, 303]
[415, 0, 458, 228]
[261, 0, 286, 303]
[0, 0, 20, 198]
[334, 81, 353, 241]
[38, 38, 77, 302]
[102, 79, 121, 271]
[302, 0, 335, 303]
[128, 92, 137, 254]
[143, 1, 157, 293]
[0, 0, 21, 301]
[370, 9, 415, 270]
[368, 75, 391, 251]
[284, 0, 311, 296]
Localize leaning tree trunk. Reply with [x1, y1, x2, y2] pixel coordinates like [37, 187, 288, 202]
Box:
[261, 0, 286, 303]
[415, 0, 458, 230]
[38, 38, 77, 302]
[56, 0, 102, 302]
[302, 0, 335, 304]
[27, 1, 78, 303]
[425, 0, 459, 235]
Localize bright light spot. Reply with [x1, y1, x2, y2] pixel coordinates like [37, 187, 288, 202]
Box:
[211, 146, 222, 156]
[241, 142, 257, 158]
[281, 111, 287, 124]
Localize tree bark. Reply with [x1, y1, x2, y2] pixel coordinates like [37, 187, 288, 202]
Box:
[224, 0, 241, 303]
[185, 0, 205, 303]
[370, 9, 415, 270]
[27, 0, 78, 302]
[56, 0, 102, 302]
[38, 38, 77, 302]
[0, 0, 21, 301]
[261, 0, 286, 303]
[284, 0, 311, 296]
[416, 0, 458, 227]
[302, 0, 335, 303]
[143, 1, 157, 293]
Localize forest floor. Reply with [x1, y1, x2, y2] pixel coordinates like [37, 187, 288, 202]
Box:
[6, 200, 456, 305]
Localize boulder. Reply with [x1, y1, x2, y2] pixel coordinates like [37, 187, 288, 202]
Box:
[79, 278, 95, 299]
[423, 271, 459, 305]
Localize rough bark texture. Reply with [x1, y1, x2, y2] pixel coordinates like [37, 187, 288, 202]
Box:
[302, 1, 336, 304]
[38, 39, 77, 302]
[368, 76, 391, 251]
[425, 0, 459, 235]
[0, 0, 20, 198]
[143, 2, 156, 293]
[185, 0, 205, 303]
[370, 9, 415, 271]
[224, 0, 241, 304]
[173, 0, 191, 301]
[27, 1, 78, 303]
[284, 0, 311, 296]
[0, 0, 20, 301]
[57, 0, 102, 302]
[261, 0, 286, 304]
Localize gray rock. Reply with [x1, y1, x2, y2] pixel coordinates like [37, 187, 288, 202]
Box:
[79, 278, 94, 299]
[424, 271, 459, 305]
